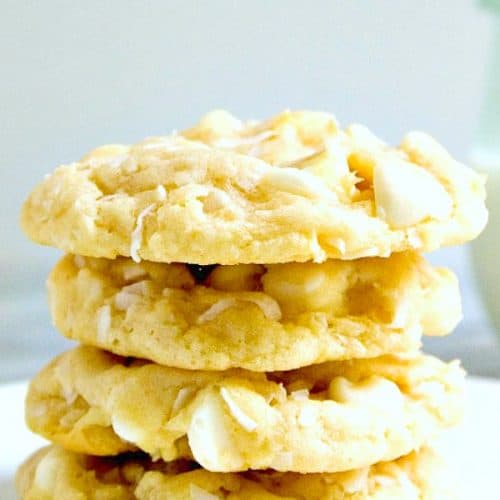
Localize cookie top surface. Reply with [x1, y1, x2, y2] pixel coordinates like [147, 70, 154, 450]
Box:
[26, 346, 464, 473]
[16, 445, 453, 500]
[48, 252, 461, 371]
[21, 110, 487, 264]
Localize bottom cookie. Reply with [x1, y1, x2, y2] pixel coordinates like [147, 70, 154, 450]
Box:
[17, 445, 452, 500]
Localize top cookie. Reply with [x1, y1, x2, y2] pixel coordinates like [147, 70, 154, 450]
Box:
[21, 110, 487, 264]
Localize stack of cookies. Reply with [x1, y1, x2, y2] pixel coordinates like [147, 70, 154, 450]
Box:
[17, 111, 487, 499]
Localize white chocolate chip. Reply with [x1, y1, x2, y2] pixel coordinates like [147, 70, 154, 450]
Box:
[111, 415, 144, 444]
[188, 395, 244, 471]
[374, 158, 452, 228]
[328, 376, 404, 411]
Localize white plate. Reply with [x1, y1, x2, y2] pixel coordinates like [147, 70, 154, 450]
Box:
[2, 377, 500, 499]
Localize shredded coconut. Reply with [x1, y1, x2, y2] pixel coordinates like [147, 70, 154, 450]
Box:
[310, 231, 327, 263]
[130, 204, 155, 263]
[197, 296, 281, 324]
[33, 453, 58, 491]
[171, 387, 196, 416]
[213, 130, 276, 150]
[114, 281, 150, 311]
[220, 387, 258, 432]
[97, 305, 111, 341]
[115, 292, 139, 311]
[189, 484, 220, 500]
[196, 298, 237, 323]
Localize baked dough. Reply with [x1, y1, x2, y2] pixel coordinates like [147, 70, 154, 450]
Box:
[47, 252, 461, 370]
[25, 346, 464, 473]
[21, 110, 487, 264]
[16, 445, 453, 499]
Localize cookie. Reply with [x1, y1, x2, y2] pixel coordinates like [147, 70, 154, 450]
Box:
[16, 445, 453, 500]
[48, 252, 461, 371]
[21, 110, 487, 264]
[26, 346, 464, 473]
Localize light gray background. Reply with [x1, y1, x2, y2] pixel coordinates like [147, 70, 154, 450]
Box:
[1, 0, 498, 381]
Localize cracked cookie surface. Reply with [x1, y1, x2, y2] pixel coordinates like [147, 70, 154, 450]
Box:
[21, 110, 487, 264]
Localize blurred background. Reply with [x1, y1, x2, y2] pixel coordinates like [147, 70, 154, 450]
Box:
[1, 0, 499, 381]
